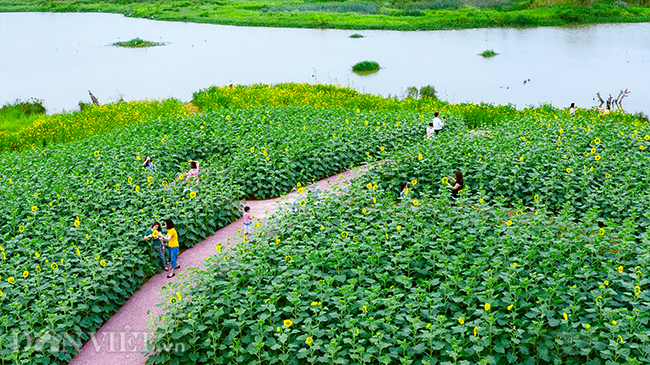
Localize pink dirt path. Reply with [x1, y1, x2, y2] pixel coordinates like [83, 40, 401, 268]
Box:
[70, 167, 367, 365]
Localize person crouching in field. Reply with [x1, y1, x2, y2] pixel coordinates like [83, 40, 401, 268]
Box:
[143, 222, 167, 272]
[426, 123, 435, 139]
[445, 171, 464, 200]
[160, 219, 180, 278]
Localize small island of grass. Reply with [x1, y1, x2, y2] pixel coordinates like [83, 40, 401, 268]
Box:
[112, 38, 164, 48]
[480, 49, 498, 58]
[349, 33, 364, 38]
[352, 61, 380, 74]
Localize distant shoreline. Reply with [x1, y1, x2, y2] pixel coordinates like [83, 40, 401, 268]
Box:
[1, 1, 649, 31]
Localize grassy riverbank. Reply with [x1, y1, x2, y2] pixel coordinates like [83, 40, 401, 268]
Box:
[0, 0, 649, 30]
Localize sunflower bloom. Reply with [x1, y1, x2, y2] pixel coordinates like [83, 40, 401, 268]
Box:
[283, 319, 293, 327]
[306, 337, 313, 344]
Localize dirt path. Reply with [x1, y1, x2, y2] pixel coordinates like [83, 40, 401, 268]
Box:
[70, 167, 367, 365]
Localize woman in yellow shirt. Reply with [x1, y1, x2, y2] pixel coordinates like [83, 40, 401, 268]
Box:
[161, 219, 180, 278]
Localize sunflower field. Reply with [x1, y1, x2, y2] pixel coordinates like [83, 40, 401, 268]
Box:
[147, 107, 650, 364]
[0, 102, 437, 364]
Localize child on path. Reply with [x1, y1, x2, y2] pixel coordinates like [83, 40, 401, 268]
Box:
[243, 206, 252, 235]
[143, 222, 167, 272]
[160, 219, 180, 278]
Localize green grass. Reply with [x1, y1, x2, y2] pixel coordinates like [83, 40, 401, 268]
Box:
[352, 60, 380, 72]
[0, 0, 649, 30]
[0, 98, 46, 133]
[480, 49, 498, 57]
[112, 37, 163, 48]
[349, 33, 364, 38]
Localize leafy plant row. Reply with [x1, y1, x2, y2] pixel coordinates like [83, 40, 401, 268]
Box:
[148, 175, 650, 365]
[365, 112, 650, 232]
[0, 105, 435, 364]
[147, 111, 650, 364]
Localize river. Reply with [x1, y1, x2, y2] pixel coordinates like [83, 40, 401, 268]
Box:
[0, 12, 648, 113]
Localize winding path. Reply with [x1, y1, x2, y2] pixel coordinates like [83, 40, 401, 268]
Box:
[70, 167, 366, 365]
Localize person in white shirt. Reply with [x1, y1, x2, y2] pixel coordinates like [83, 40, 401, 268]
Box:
[432, 112, 444, 135]
[425, 123, 435, 139]
[569, 102, 576, 115]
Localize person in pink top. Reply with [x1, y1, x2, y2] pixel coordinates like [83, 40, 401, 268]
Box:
[243, 206, 252, 235]
[186, 160, 200, 182]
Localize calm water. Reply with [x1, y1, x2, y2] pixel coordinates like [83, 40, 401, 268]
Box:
[0, 12, 648, 113]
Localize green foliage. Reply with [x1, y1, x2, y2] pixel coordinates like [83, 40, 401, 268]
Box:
[78, 100, 93, 112]
[0, 99, 192, 152]
[352, 61, 380, 72]
[349, 33, 364, 38]
[480, 49, 498, 57]
[370, 110, 650, 231]
[0, 103, 434, 364]
[0, 98, 46, 133]
[405, 86, 419, 99]
[112, 37, 163, 48]
[398, 0, 464, 11]
[419, 85, 437, 100]
[148, 109, 650, 365]
[262, 1, 380, 14]
[2, 0, 650, 31]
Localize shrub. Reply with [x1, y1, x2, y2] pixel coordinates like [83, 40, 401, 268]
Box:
[352, 61, 380, 72]
[419, 85, 438, 100]
[405, 86, 419, 99]
[1, 98, 46, 115]
[480, 49, 498, 57]
[112, 38, 163, 48]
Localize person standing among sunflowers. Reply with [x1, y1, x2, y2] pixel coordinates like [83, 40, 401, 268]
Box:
[160, 219, 180, 278]
[143, 222, 167, 272]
